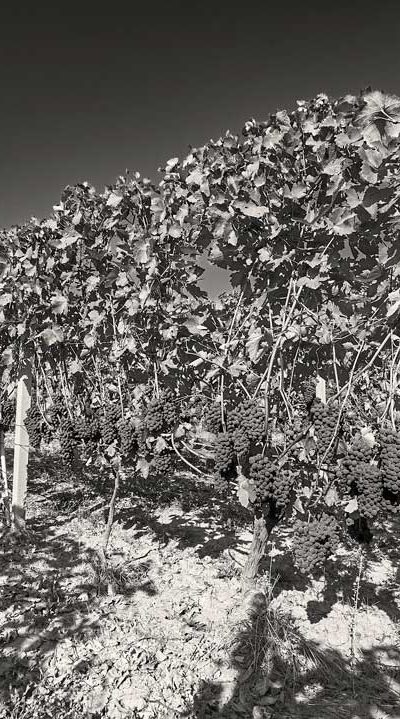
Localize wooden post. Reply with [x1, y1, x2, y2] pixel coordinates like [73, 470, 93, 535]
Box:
[12, 357, 32, 532]
[0, 429, 11, 526]
[316, 375, 326, 404]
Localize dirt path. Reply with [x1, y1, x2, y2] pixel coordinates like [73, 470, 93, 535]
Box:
[1, 453, 400, 718]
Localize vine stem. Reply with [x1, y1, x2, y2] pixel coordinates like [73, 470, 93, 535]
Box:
[170, 432, 213, 478]
[380, 337, 400, 427]
[253, 284, 302, 438]
[58, 365, 73, 421]
[180, 439, 213, 462]
[220, 287, 246, 430]
[320, 340, 365, 468]
[331, 330, 393, 402]
[389, 332, 399, 431]
[109, 293, 125, 419]
[186, 352, 250, 394]
[279, 350, 293, 423]
[350, 548, 364, 672]
[331, 337, 340, 396]
[102, 463, 120, 556]
[288, 339, 301, 398]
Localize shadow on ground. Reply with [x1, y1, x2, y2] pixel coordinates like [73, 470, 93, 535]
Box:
[0, 512, 157, 715]
[186, 593, 400, 719]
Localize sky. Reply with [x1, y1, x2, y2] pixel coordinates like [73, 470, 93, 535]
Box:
[1, 0, 399, 293]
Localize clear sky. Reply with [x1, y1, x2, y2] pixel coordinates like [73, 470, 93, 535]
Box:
[1, 0, 399, 293]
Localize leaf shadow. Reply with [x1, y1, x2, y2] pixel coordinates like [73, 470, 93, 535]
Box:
[184, 592, 400, 719]
[0, 513, 157, 714]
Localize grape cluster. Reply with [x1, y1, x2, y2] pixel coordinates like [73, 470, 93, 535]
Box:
[274, 468, 294, 508]
[212, 472, 231, 494]
[339, 438, 382, 518]
[302, 378, 316, 406]
[25, 405, 43, 449]
[293, 514, 340, 574]
[144, 389, 178, 435]
[49, 394, 68, 426]
[356, 465, 383, 519]
[0, 398, 14, 431]
[144, 398, 165, 434]
[310, 399, 339, 457]
[379, 427, 400, 494]
[204, 403, 224, 433]
[117, 418, 138, 458]
[227, 400, 265, 456]
[249, 453, 278, 502]
[381, 496, 400, 515]
[161, 388, 179, 429]
[100, 403, 122, 446]
[151, 451, 175, 476]
[75, 412, 101, 455]
[59, 419, 77, 465]
[340, 439, 373, 493]
[214, 433, 235, 474]
[285, 423, 306, 451]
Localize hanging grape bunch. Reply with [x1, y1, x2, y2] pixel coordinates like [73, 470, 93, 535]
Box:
[339, 438, 373, 494]
[100, 403, 122, 447]
[117, 417, 138, 461]
[310, 398, 340, 459]
[59, 418, 78, 466]
[151, 450, 175, 476]
[249, 453, 278, 503]
[75, 407, 101, 456]
[203, 402, 224, 433]
[49, 392, 68, 427]
[41, 421, 53, 444]
[298, 378, 316, 413]
[0, 397, 14, 432]
[293, 513, 340, 574]
[144, 388, 178, 436]
[379, 426, 400, 495]
[285, 421, 306, 453]
[356, 465, 383, 519]
[161, 387, 179, 429]
[214, 432, 235, 473]
[273, 467, 295, 509]
[212, 432, 236, 492]
[227, 399, 265, 457]
[25, 403, 43, 449]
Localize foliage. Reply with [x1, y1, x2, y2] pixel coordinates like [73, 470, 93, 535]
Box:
[2, 89, 400, 575]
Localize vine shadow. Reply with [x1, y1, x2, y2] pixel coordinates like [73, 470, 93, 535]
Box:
[0, 513, 157, 714]
[185, 593, 400, 719]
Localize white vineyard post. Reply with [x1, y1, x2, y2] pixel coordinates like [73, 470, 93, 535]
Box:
[12, 356, 32, 532]
[0, 428, 11, 526]
[316, 375, 326, 404]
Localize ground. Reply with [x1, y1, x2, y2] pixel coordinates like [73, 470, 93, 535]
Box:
[1, 443, 400, 719]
